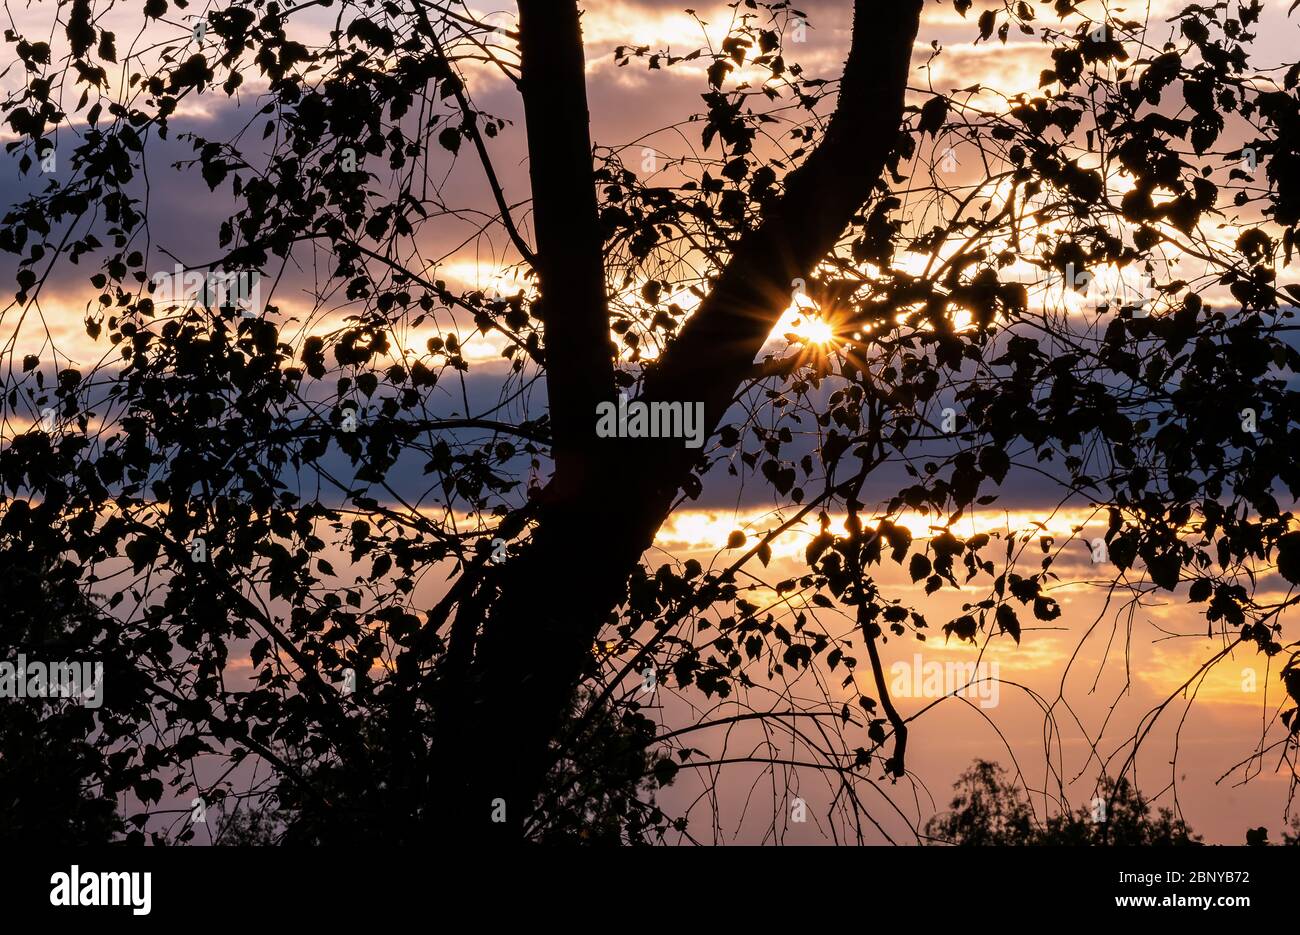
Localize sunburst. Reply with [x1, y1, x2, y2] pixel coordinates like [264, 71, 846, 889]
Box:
[790, 315, 836, 346]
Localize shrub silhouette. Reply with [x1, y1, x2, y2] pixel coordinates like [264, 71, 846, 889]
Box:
[925, 760, 1200, 846]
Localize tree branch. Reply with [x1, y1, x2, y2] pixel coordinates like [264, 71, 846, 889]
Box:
[411, 1, 537, 266]
[643, 0, 923, 426]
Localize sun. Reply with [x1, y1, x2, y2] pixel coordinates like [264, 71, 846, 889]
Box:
[769, 305, 848, 360]
[778, 305, 838, 346]
[792, 316, 836, 346]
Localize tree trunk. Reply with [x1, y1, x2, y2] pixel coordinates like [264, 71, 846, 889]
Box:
[437, 0, 924, 842]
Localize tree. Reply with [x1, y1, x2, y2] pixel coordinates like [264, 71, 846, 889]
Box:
[0, 541, 131, 843]
[2, 0, 1299, 842]
[925, 759, 1200, 845]
[922, 760, 1039, 845]
[1245, 814, 1300, 845]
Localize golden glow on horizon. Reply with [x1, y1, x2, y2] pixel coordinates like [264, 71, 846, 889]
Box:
[653, 506, 1114, 557]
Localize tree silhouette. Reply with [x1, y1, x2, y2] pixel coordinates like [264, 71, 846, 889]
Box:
[2, 0, 1300, 843]
[925, 759, 1199, 845]
[1245, 814, 1300, 845]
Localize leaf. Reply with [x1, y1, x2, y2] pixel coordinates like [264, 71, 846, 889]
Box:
[301, 336, 326, 378]
[124, 536, 159, 574]
[1277, 532, 1300, 585]
[707, 59, 732, 89]
[1286, 668, 1300, 705]
[437, 127, 462, 154]
[996, 603, 1021, 643]
[918, 96, 949, 137]
[652, 758, 679, 787]
[66, 0, 95, 59]
[945, 614, 978, 643]
[1181, 18, 1209, 46]
[979, 446, 1010, 484]
[1145, 549, 1181, 590]
[135, 777, 164, 805]
[1032, 596, 1061, 621]
[201, 156, 228, 191]
[250, 638, 270, 667]
[762, 459, 796, 495]
[909, 552, 932, 582]
[98, 30, 117, 63]
[805, 530, 833, 566]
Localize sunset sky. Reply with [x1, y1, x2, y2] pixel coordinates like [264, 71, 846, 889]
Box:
[2, 0, 1298, 844]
